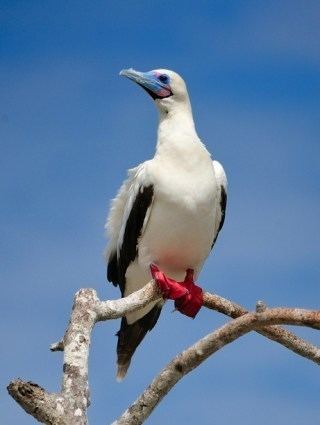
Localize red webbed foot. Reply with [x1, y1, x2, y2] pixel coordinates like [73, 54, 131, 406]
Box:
[150, 264, 203, 318]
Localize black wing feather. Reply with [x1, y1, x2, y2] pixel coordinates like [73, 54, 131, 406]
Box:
[211, 185, 227, 248]
[107, 184, 159, 378]
[107, 184, 154, 295]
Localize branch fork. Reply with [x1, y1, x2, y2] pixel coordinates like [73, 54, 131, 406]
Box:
[8, 281, 320, 425]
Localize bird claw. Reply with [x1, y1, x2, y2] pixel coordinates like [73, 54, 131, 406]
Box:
[150, 264, 203, 318]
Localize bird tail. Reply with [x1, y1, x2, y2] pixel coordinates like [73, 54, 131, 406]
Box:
[116, 304, 162, 381]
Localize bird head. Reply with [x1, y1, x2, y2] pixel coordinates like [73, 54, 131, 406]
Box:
[119, 68, 190, 114]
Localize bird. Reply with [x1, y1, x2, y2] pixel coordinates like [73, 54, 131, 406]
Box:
[105, 68, 227, 381]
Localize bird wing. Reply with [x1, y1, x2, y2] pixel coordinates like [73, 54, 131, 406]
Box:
[105, 161, 154, 295]
[211, 160, 228, 248]
[105, 162, 163, 380]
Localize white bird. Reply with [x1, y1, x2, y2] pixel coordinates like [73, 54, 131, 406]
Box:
[105, 68, 227, 380]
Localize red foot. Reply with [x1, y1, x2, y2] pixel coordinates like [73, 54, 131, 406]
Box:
[150, 264, 203, 318]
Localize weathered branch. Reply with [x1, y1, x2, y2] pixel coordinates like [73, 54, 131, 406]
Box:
[113, 307, 320, 424]
[203, 291, 320, 365]
[7, 281, 320, 425]
[7, 380, 62, 425]
[8, 284, 162, 425]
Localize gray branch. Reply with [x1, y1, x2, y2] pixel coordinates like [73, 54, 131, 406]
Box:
[7, 280, 320, 424]
[113, 307, 320, 425]
[203, 291, 320, 365]
[7, 380, 62, 425]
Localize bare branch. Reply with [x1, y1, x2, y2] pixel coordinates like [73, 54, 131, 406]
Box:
[7, 281, 320, 424]
[203, 291, 320, 365]
[7, 380, 62, 425]
[50, 340, 64, 352]
[256, 300, 267, 312]
[95, 281, 161, 321]
[114, 308, 320, 425]
[7, 284, 162, 424]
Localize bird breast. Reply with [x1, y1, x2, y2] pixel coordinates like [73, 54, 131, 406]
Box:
[138, 157, 218, 279]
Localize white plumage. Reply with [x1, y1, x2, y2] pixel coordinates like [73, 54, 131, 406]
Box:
[105, 69, 227, 379]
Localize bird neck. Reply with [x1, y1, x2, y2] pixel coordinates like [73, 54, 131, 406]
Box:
[156, 103, 198, 153]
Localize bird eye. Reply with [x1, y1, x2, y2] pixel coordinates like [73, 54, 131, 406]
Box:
[159, 74, 169, 84]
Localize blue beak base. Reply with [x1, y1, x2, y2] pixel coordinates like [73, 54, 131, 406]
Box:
[120, 68, 172, 100]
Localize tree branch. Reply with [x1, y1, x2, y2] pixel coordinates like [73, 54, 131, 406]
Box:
[203, 291, 320, 365]
[7, 380, 62, 425]
[7, 281, 320, 424]
[7, 284, 162, 425]
[113, 308, 320, 425]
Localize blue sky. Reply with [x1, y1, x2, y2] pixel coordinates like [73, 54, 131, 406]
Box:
[1, 1, 320, 423]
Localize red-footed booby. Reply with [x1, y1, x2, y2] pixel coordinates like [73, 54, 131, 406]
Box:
[105, 68, 227, 381]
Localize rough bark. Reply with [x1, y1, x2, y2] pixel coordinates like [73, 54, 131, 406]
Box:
[113, 308, 320, 425]
[7, 281, 320, 424]
[203, 292, 320, 364]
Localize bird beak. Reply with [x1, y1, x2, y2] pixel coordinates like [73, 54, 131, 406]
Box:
[120, 68, 172, 100]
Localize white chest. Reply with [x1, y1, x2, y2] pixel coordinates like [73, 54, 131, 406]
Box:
[138, 155, 218, 276]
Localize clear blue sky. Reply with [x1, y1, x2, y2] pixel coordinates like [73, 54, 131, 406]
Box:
[1, 1, 320, 423]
